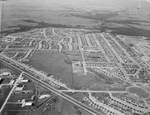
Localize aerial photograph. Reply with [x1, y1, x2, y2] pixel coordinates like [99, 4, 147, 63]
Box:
[0, 0, 150, 115]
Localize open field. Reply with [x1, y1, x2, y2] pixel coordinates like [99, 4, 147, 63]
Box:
[73, 72, 97, 90]
[26, 50, 73, 87]
[0, 78, 12, 84]
[63, 51, 83, 62]
[4, 103, 32, 111]
[8, 91, 35, 102]
[0, 86, 12, 109]
[127, 87, 150, 99]
[0, 61, 21, 76]
[87, 68, 114, 85]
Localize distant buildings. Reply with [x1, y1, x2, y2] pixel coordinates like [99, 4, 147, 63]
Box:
[15, 84, 24, 91]
[0, 72, 11, 76]
[20, 99, 33, 107]
[39, 94, 50, 99]
[18, 78, 29, 83]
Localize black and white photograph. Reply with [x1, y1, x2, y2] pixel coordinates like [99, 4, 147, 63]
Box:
[0, 0, 150, 115]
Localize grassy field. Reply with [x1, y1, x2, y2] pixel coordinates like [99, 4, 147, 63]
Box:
[1, 78, 12, 84]
[61, 99, 92, 115]
[8, 91, 35, 102]
[73, 72, 97, 90]
[2, 110, 30, 115]
[87, 68, 114, 85]
[63, 51, 83, 62]
[0, 61, 21, 76]
[28, 96, 92, 115]
[27, 50, 106, 90]
[27, 50, 73, 87]
[0, 86, 12, 109]
[4, 103, 32, 111]
[127, 86, 150, 99]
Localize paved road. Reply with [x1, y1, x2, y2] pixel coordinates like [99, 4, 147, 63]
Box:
[0, 72, 23, 113]
[59, 90, 127, 93]
[0, 55, 105, 115]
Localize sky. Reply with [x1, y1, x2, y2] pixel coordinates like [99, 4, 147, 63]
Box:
[2, 0, 141, 7]
[1, 0, 150, 32]
[3, 0, 149, 11]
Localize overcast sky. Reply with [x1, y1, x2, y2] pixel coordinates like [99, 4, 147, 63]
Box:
[1, 0, 150, 31]
[4, 0, 144, 6]
[3, 0, 149, 10]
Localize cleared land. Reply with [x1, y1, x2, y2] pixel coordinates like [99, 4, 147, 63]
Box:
[0, 86, 12, 109]
[27, 50, 73, 87]
[127, 86, 150, 99]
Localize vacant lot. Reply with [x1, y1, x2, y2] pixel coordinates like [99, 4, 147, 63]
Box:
[73, 72, 97, 90]
[4, 103, 31, 111]
[8, 91, 35, 102]
[0, 61, 21, 76]
[127, 86, 150, 99]
[0, 86, 12, 109]
[87, 68, 114, 85]
[27, 50, 73, 87]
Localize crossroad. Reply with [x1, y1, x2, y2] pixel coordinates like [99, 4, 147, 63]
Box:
[0, 54, 105, 115]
